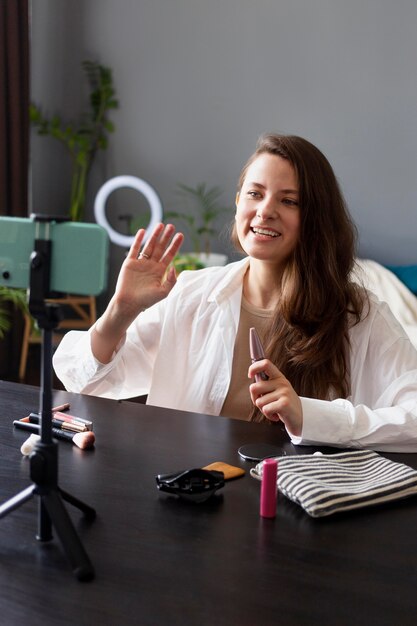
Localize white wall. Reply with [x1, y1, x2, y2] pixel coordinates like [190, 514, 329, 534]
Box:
[31, 0, 417, 298]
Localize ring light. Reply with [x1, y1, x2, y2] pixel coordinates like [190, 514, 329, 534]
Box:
[94, 175, 163, 247]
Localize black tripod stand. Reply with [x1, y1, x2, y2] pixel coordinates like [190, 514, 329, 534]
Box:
[0, 223, 96, 581]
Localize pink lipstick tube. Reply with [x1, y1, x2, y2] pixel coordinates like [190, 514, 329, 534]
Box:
[260, 458, 278, 518]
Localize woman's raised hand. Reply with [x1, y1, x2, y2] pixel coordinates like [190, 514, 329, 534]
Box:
[114, 223, 184, 318]
[92, 224, 183, 363]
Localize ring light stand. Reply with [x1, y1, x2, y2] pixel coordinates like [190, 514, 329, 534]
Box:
[0, 216, 95, 582]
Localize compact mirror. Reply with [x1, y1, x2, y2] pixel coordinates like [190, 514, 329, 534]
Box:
[238, 443, 284, 462]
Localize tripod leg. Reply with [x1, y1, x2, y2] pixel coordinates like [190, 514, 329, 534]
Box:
[41, 490, 95, 582]
[0, 484, 36, 518]
[59, 488, 96, 521]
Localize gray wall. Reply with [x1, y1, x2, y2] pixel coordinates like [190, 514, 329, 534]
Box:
[31, 0, 417, 301]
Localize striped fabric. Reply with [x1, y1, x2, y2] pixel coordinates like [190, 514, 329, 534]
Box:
[250, 450, 417, 517]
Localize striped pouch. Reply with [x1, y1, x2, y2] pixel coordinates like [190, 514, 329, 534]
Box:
[250, 450, 417, 517]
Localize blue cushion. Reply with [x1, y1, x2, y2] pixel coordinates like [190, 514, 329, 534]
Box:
[385, 264, 417, 295]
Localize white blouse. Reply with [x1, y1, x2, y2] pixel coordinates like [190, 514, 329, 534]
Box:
[53, 257, 417, 453]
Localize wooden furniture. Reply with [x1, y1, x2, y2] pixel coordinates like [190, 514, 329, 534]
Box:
[18, 295, 96, 381]
[1, 380, 417, 624]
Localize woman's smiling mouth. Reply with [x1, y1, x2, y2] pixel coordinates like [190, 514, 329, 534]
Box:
[251, 226, 281, 238]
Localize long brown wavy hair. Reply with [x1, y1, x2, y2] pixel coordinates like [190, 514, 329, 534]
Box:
[233, 134, 366, 415]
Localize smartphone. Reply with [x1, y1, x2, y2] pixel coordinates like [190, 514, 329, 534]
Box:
[0, 216, 109, 296]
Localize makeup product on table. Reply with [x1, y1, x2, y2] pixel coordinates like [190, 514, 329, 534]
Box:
[249, 327, 269, 381]
[21, 411, 93, 431]
[13, 420, 95, 450]
[260, 457, 278, 518]
[203, 461, 245, 480]
[26, 413, 89, 433]
[51, 402, 71, 413]
[20, 433, 41, 456]
[53, 411, 93, 430]
[156, 468, 225, 503]
[238, 443, 285, 462]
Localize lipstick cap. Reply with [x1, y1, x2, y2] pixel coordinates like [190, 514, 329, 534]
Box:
[260, 458, 278, 518]
[249, 327, 265, 362]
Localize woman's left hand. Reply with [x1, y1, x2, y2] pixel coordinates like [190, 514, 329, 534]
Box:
[248, 359, 303, 437]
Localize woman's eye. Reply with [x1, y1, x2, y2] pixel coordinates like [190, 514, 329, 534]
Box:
[282, 198, 299, 206]
[247, 190, 261, 198]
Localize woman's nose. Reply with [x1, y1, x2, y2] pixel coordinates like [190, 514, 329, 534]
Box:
[256, 197, 277, 220]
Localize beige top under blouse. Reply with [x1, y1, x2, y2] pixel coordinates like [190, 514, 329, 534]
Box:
[220, 296, 273, 421]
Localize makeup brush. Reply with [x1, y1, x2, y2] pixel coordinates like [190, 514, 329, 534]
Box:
[20, 433, 41, 456]
[13, 420, 95, 450]
[70, 430, 96, 450]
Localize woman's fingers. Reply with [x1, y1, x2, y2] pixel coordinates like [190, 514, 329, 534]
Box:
[160, 232, 184, 265]
[139, 223, 166, 260]
[127, 229, 146, 259]
[248, 360, 303, 435]
[139, 223, 177, 259]
[127, 223, 184, 268]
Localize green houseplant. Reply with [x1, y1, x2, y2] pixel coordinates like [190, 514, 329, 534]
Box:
[30, 60, 118, 222]
[0, 287, 30, 339]
[165, 182, 230, 270]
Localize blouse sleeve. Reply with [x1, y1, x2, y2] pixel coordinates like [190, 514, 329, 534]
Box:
[291, 299, 417, 453]
[53, 302, 165, 400]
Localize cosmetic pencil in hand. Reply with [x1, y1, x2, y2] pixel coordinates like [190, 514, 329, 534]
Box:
[249, 327, 282, 423]
[249, 327, 269, 382]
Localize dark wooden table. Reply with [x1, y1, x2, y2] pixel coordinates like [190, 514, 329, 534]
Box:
[1, 380, 417, 625]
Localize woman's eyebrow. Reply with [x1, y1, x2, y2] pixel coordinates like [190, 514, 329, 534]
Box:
[245, 181, 266, 189]
[244, 181, 298, 195]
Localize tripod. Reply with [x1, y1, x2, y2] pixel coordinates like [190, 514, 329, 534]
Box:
[0, 223, 96, 581]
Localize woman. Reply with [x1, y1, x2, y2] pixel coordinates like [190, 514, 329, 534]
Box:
[53, 134, 417, 452]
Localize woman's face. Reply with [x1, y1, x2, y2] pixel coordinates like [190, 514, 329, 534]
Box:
[235, 153, 301, 269]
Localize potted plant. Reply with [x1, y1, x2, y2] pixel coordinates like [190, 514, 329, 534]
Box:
[165, 182, 230, 269]
[30, 60, 119, 222]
